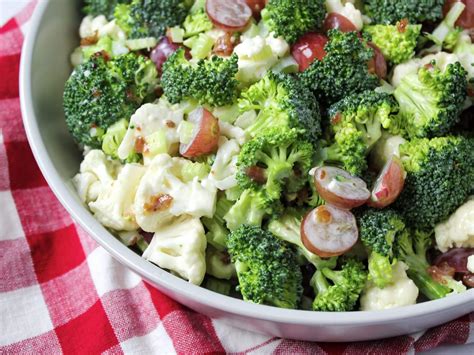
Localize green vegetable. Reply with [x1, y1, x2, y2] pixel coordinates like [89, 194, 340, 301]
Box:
[227, 225, 303, 309]
[357, 209, 406, 288]
[161, 48, 239, 107]
[299, 30, 379, 105]
[395, 230, 466, 300]
[114, 0, 189, 39]
[394, 136, 474, 230]
[202, 196, 233, 251]
[365, 0, 444, 25]
[426, 1, 465, 49]
[239, 72, 322, 145]
[268, 208, 337, 269]
[83, 0, 131, 20]
[261, 0, 326, 44]
[364, 22, 421, 64]
[63, 53, 158, 148]
[82, 36, 114, 59]
[203, 277, 233, 296]
[237, 128, 313, 200]
[223, 189, 278, 231]
[311, 258, 367, 312]
[101, 119, 128, 158]
[183, 6, 213, 38]
[317, 90, 398, 176]
[391, 61, 467, 139]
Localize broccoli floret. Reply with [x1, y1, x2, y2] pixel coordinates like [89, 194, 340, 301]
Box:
[239, 72, 322, 145]
[227, 225, 303, 309]
[364, 22, 421, 64]
[261, 0, 326, 44]
[161, 48, 239, 107]
[183, 0, 213, 38]
[317, 90, 398, 176]
[365, 0, 444, 25]
[395, 230, 466, 300]
[237, 128, 313, 200]
[357, 209, 406, 288]
[317, 125, 367, 176]
[394, 136, 474, 230]
[63, 53, 158, 148]
[83, 0, 131, 20]
[101, 119, 128, 159]
[223, 189, 278, 231]
[311, 258, 367, 312]
[299, 30, 379, 105]
[202, 196, 233, 251]
[392, 61, 467, 139]
[268, 208, 337, 269]
[114, 0, 189, 39]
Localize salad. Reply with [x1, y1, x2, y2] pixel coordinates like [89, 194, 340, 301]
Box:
[65, 0, 474, 312]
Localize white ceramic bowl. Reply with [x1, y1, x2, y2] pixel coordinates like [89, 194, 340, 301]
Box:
[20, 0, 474, 342]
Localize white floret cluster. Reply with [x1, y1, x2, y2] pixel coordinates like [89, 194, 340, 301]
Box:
[74, 97, 248, 285]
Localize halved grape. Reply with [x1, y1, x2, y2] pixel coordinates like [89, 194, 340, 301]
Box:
[301, 205, 358, 257]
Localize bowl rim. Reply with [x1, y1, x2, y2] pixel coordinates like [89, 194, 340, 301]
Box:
[19, 0, 474, 328]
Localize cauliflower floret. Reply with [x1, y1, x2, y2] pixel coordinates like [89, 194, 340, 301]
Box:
[360, 262, 419, 311]
[454, 31, 474, 80]
[89, 164, 146, 231]
[468, 255, 474, 273]
[79, 15, 126, 41]
[390, 58, 421, 88]
[73, 150, 119, 203]
[218, 121, 247, 145]
[435, 199, 474, 252]
[209, 137, 240, 190]
[206, 246, 236, 280]
[235, 34, 289, 84]
[134, 154, 217, 232]
[142, 215, 206, 285]
[118, 100, 185, 164]
[326, 0, 364, 31]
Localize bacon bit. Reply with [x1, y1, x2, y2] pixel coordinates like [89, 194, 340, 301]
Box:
[331, 112, 342, 125]
[90, 123, 98, 128]
[424, 63, 434, 70]
[92, 50, 110, 61]
[81, 33, 99, 46]
[220, 251, 231, 265]
[139, 230, 155, 244]
[462, 273, 474, 288]
[428, 262, 456, 284]
[134, 136, 146, 153]
[144, 194, 174, 213]
[213, 32, 234, 57]
[155, 87, 164, 97]
[92, 89, 101, 98]
[245, 166, 267, 184]
[296, 187, 309, 204]
[467, 86, 474, 97]
[315, 206, 332, 224]
[319, 169, 327, 180]
[397, 19, 409, 33]
[136, 126, 142, 132]
[166, 120, 176, 128]
[126, 90, 139, 103]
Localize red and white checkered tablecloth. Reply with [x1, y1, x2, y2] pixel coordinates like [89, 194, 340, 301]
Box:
[1, 2, 473, 353]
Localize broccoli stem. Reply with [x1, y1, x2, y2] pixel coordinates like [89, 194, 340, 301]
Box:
[368, 252, 394, 288]
[430, 2, 465, 45]
[310, 270, 330, 296]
